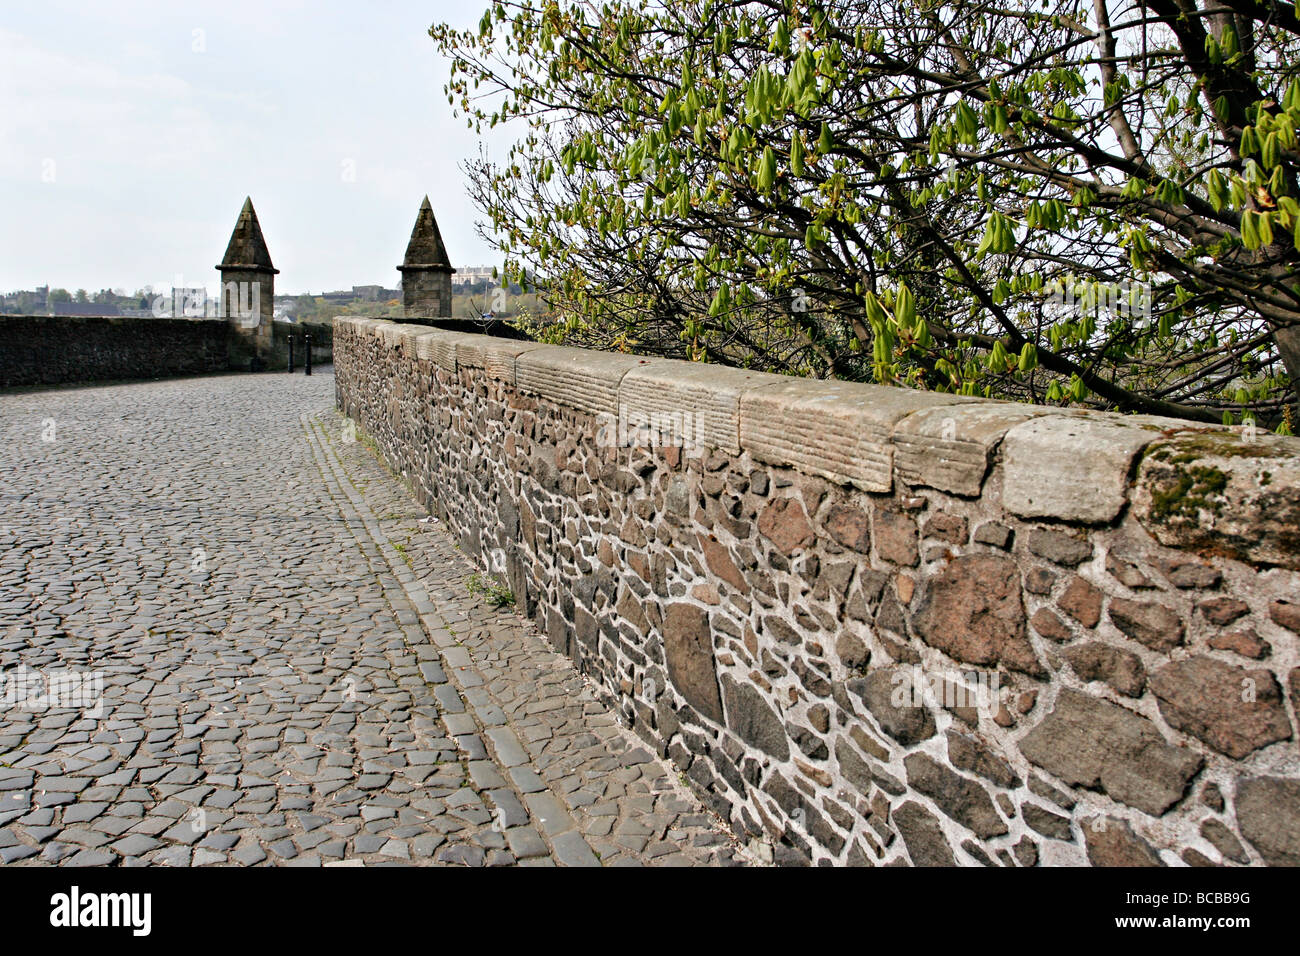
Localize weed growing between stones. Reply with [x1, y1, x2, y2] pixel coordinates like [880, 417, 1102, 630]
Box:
[466, 572, 514, 609]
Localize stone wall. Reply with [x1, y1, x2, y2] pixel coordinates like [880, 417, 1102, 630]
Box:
[269, 320, 334, 371]
[0, 316, 242, 389]
[334, 315, 1300, 867]
[0, 316, 335, 388]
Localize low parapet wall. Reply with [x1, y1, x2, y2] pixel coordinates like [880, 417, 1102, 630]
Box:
[0, 315, 334, 388]
[335, 314, 1300, 867]
[0, 315, 239, 389]
[270, 320, 334, 371]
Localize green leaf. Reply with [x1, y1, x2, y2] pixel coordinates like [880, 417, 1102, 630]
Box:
[1221, 23, 1239, 58]
[758, 146, 776, 192]
[913, 316, 931, 348]
[1241, 209, 1261, 249]
[790, 131, 805, 176]
[1258, 211, 1274, 246]
[817, 122, 833, 155]
[1206, 169, 1227, 211]
[895, 282, 916, 326]
[1240, 125, 1258, 157]
[1204, 33, 1222, 65]
[1262, 131, 1280, 169]
[954, 100, 979, 144]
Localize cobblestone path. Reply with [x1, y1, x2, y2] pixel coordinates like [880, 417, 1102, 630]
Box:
[0, 371, 744, 866]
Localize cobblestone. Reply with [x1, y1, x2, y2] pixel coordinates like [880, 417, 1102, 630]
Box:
[0, 371, 744, 866]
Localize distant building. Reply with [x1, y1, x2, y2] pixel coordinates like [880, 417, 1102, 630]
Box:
[452, 266, 496, 287]
[350, 284, 400, 302]
[0, 287, 50, 313]
[292, 283, 397, 306]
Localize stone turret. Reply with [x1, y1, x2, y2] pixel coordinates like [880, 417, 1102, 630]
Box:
[398, 197, 454, 318]
[217, 197, 278, 362]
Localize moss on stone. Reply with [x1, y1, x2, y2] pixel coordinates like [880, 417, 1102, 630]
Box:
[1152, 433, 1290, 463]
[1146, 462, 1230, 523]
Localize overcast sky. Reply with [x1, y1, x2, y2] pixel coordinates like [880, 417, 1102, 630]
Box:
[0, 1, 510, 295]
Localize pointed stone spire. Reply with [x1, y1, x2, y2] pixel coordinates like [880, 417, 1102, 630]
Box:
[398, 197, 455, 317]
[218, 197, 279, 274]
[216, 197, 276, 364]
[400, 196, 453, 271]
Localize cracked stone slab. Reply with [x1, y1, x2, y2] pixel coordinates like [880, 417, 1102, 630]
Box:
[892, 402, 1049, 496]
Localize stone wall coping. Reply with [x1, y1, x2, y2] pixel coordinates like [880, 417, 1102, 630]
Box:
[1133, 430, 1300, 570]
[343, 319, 1300, 528]
[420, 329, 476, 373]
[619, 360, 792, 455]
[1002, 413, 1191, 524]
[740, 377, 975, 493]
[394, 324, 432, 359]
[892, 401, 1057, 498]
[515, 344, 665, 417]
[456, 338, 547, 385]
[377, 322, 405, 349]
[410, 330, 453, 365]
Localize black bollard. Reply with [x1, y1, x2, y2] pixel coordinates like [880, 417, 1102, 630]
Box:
[305, 333, 312, 376]
[288, 335, 295, 373]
